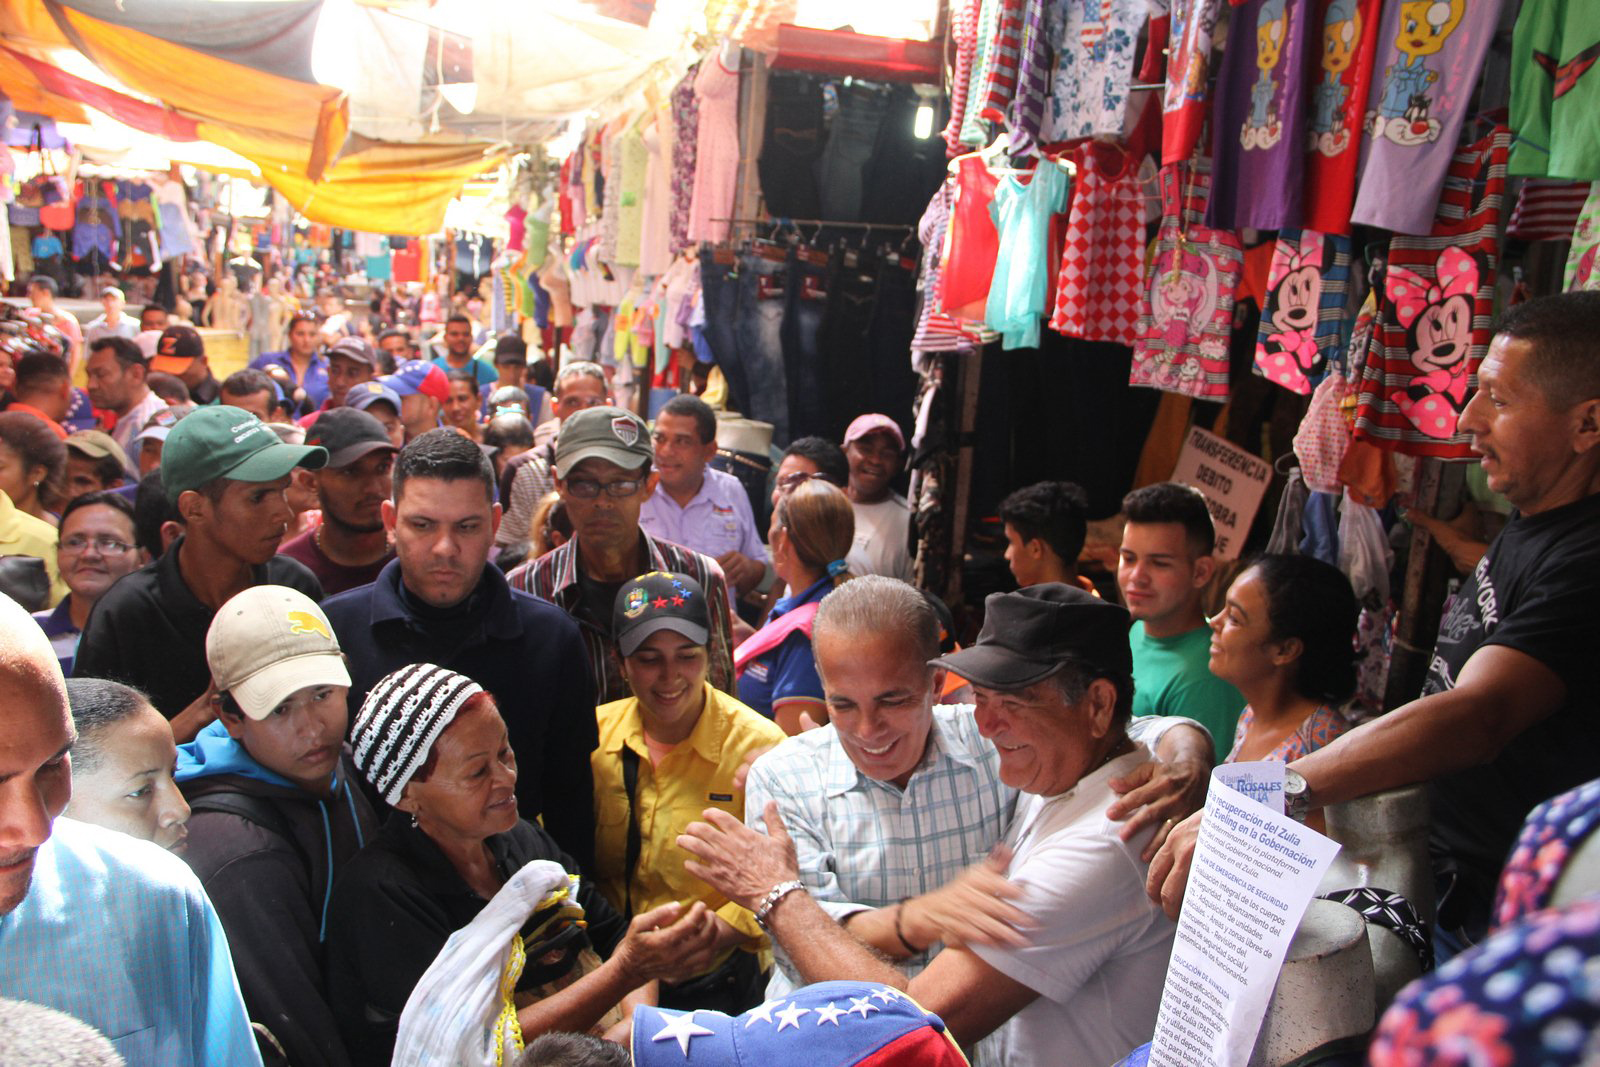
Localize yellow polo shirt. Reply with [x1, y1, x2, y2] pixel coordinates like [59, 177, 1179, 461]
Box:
[0, 491, 66, 607]
[592, 683, 786, 962]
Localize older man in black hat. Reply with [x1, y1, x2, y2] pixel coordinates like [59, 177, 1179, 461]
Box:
[681, 584, 1181, 1067]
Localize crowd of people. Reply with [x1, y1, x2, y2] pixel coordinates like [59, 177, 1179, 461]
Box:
[0, 287, 1597, 1067]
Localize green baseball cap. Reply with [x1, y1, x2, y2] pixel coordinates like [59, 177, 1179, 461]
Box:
[161, 405, 328, 503]
[554, 406, 653, 479]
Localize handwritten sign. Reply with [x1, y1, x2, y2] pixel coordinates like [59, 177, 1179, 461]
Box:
[1170, 428, 1272, 560]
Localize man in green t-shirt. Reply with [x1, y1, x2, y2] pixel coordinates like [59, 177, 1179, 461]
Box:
[1117, 482, 1243, 763]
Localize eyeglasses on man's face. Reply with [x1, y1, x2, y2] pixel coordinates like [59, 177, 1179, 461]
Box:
[563, 477, 647, 499]
[60, 534, 134, 555]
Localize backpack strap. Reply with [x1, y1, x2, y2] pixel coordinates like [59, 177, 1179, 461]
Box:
[186, 792, 310, 871]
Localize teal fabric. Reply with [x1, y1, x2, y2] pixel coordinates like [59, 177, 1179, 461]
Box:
[985, 163, 1070, 350]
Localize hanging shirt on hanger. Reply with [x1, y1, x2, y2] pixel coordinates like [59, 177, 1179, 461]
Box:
[985, 162, 1070, 350]
[1350, 0, 1507, 234]
[1155, 0, 1225, 166]
[1041, 0, 1145, 143]
[1206, 0, 1315, 231]
[1303, 0, 1384, 234]
[944, 0, 982, 157]
[940, 155, 1003, 321]
[1252, 228, 1353, 395]
[669, 66, 700, 254]
[1509, 0, 1600, 181]
[686, 52, 740, 245]
[1050, 143, 1145, 347]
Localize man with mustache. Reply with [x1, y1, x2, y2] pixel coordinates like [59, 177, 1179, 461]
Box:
[0, 592, 261, 1066]
[842, 414, 914, 581]
[278, 408, 397, 595]
[322, 429, 599, 868]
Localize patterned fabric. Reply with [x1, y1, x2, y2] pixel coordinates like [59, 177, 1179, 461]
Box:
[1130, 161, 1242, 400]
[959, 0, 1002, 147]
[1253, 228, 1353, 395]
[1353, 127, 1508, 458]
[911, 181, 989, 354]
[1293, 366, 1358, 493]
[1507, 178, 1591, 241]
[350, 663, 484, 806]
[1006, 0, 1053, 157]
[1041, 0, 1144, 142]
[1564, 181, 1600, 291]
[507, 530, 735, 706]
[1157, 0, 1224, 165]
[980, 0, 1026, 125]
[1368, 894, 1600, 1067]
[669, 66, 700, 255]
[1494, 778, 1600, 930]
[1226, 704, 1351, 762]
[943, 0, 981, 157]
[743, 705, 1017, 999]
[1320, 886, 1435, 973]
[1049, 144, 1144, 347]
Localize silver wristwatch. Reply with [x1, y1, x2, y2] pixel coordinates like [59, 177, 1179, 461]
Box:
[1283, 769, 1312, 824]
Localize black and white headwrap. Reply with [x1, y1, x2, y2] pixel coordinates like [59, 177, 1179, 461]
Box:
[351, 663, 486, 806]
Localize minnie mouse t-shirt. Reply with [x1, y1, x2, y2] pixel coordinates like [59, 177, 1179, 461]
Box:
[1350, 0, 1507, 234]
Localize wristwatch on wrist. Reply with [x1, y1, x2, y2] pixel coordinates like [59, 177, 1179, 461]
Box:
[755, 879, 804, 929]
[1283, 769, 1312, 824]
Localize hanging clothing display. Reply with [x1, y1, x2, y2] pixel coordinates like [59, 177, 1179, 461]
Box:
[669, 65, 700, 254]
[944, 0, 981, 157]
[1155, 0, 1225, 166]
[1302, 0, 1384, 234]
[1353, 126, 1509, 458]
[985, 162, 1070, 350]
[1564, 182, 1600, 290]
[1509, 0, 1600, 180]
[940, 155, 1002, 321]
[1049, 143, 1144, 348]
[1349, 0, 1507, 234]
[1130, 161, 1242, 401]
[1252, 228, 1352, 394]
[686, 53, 740, 245]
[1041, 0, 1144, 143]
[1206, 0, 1315, 230]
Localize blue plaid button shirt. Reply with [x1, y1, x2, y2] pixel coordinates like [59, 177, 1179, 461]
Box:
[0, 818, 261, 1066]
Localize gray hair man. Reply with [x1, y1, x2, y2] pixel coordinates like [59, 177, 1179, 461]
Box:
[682, 578, 1206, 1067]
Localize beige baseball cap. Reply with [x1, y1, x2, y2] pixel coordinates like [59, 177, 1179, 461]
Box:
[206, 585, 351, 720]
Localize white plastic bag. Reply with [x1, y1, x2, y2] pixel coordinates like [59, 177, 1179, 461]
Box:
[393, 859, 572, 1067]
[1338, 491, 1393, 607]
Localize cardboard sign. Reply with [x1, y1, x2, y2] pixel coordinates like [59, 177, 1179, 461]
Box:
[1170, 428, 1272, 560]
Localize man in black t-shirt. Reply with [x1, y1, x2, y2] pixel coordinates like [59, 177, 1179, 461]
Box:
[1149, 291, 1600, 949]
[75, 406, 327, 741]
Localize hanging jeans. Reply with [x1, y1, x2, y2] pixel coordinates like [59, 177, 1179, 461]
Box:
[734, 251, 792, 443]
[699, 252, 751, 421]
[781, 248, 831, 442]
[861, 88, 947, 226]
[760, 73, 826, 219]
[865, 254, 920, 429]
[817, 86, 889, 223]
[818, 249, 885, 441]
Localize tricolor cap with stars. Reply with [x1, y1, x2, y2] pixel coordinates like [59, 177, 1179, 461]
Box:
[614, 571, 710, 658]
[631, 980, 970, 1066]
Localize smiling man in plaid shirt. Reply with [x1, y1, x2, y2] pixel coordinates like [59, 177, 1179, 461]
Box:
[508, 405, 735, 705]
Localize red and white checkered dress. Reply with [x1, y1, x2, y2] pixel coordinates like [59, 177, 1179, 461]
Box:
[1050, 146, 1145, 347]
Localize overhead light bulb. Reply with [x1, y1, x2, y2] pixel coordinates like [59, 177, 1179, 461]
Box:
[913, 104, 934, 139]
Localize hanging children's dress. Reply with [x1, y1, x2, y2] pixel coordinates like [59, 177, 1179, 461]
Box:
[940, 155, 1003, 321]
[1252, 228, 1353, 394]
[1049, 144, 1144, 347]
[985, 161, 1070, 350]
[1154, 0, 1225, 166]
[1353, 126, 1509, 458]
[1302, 0, 1384, 234]
[1129, 161, 1242, 401]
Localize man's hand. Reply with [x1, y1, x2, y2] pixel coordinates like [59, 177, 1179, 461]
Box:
[679, 802, 800, 913]
[732, 745, 776, 790]
[169, 682, 220, 744]
[901, 848, 1031, 951]
[612, 901, 721, 985]
[1107, 753, 1209, 861]
[1145, 810, 1203, 920]
[716, 551, 765, 596]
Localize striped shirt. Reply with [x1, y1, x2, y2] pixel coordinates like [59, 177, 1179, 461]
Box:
[0, 818, 261, 1066]
[507, 530, 735, 705]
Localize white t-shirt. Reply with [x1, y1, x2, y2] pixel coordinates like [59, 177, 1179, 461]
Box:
[846, 494, 913, 581]
[971, 746, 1176, 1067]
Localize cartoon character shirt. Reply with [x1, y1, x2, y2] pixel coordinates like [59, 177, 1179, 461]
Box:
[1350, 0, 1507, 234]
[1253, 229, 1353, 394]
[1303, 0, 1384, 234]
[1206, 0, 1314, 230]
[1153, 0, 1224, 165]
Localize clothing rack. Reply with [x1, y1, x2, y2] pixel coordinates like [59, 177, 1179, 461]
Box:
[712, 217, 915, 232]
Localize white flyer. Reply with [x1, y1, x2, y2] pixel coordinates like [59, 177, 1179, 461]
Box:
[1146, 762, 1342, 1067]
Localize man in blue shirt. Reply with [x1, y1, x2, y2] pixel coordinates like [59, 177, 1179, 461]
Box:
[430, 312, 495, 389]
[0, 593, 261, 1066]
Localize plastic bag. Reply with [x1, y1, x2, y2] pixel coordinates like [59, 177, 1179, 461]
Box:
[1338, 492, 1393, 608]
[393, 859, 573, 1067]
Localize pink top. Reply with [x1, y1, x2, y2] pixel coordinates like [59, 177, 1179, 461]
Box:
[686, 55, 740, 245]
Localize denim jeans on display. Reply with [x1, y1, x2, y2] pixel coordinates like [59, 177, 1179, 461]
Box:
[699, 251, 751, 420]
[759, 73, 826, 219]
[817, 86, 889, 223]
[734, 250, 792, 443]
[864, 254, 920, 426]
[781, 247, 831, 442]
[817, 248, 884, 441]
[860, 87, 948, 226]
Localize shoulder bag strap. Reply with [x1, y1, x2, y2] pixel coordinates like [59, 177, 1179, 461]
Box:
[621, 744, 642, 922]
